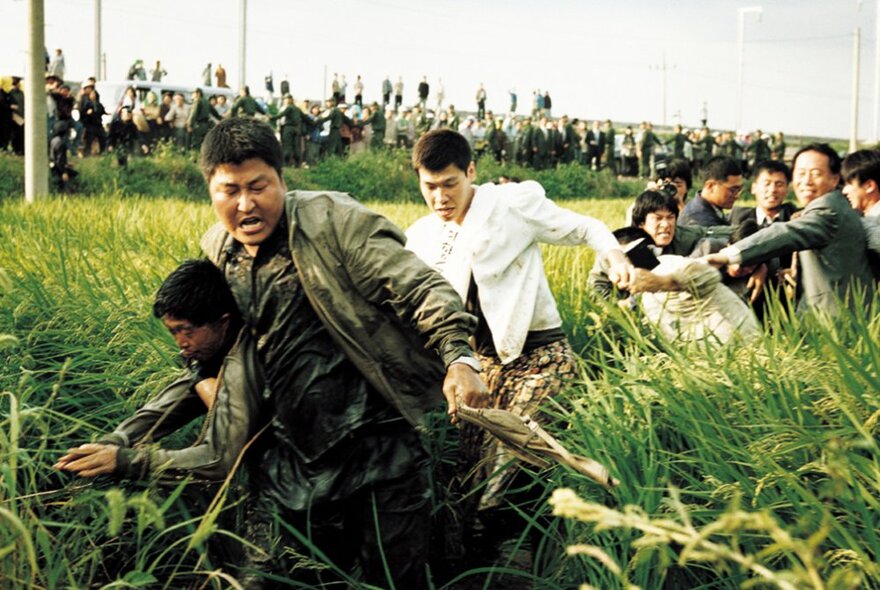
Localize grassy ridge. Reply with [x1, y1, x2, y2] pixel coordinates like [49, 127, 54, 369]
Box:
[0, 148, 643, 203]
[0, 195, 878, 588]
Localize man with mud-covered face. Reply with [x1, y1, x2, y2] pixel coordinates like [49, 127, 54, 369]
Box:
[198, 116, 486, 588]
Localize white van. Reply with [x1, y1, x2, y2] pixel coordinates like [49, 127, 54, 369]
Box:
[94, 80, 236, 126]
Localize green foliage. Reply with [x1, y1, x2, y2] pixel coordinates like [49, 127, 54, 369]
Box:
[285, 148, 421, 202]
[0, 193, 878, 588]
[1, 148, 644, 204]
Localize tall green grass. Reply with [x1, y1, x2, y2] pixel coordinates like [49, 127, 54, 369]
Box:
[0, 195, 877, 588]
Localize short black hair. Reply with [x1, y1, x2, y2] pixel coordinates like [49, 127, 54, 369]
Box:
[200, 117, 284, 181]
[752, 159, 791, 182]
[152, 259, 240, 326]
[792, 143, 841, 176]
[701, 156, 743, 183]
[631, 190, 680, 227]
[659, 158, 693, 190]
[842, 149, 880, 185]
[412, 129, 472, 174]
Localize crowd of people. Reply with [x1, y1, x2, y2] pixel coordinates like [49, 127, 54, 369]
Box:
[2, 52, 796, 197]
[590, 147, 879, 344]
[49, 108, 880, 587]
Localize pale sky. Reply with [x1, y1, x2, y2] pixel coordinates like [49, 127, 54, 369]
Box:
[1, 0, 877, 140]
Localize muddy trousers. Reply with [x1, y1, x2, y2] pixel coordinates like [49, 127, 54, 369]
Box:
[241, 469, 431, 590]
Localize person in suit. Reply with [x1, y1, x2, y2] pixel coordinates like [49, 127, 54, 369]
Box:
[842, 149, 880, 219]
[704, 144, 875, 315]
[728, 160, 798, 317]
[591, 120, 606, 169]
[679, 156, 744, 227]
[530, 116, 552, 170]
[730, 160, 798, 228]
[381, 75, 392, 107]
[418, 76, 429, 110]
[556, 115, 577, 165]
[603, 120, 616, 174]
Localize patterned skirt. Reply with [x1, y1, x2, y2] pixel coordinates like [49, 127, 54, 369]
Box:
[463, 338, 577, 510]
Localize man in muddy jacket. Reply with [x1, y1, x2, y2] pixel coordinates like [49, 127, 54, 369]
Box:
[54, 259, 262, 483]
[197, 116, 486, 589]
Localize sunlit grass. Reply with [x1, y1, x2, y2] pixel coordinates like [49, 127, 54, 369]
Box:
[0, 193, 877, 588]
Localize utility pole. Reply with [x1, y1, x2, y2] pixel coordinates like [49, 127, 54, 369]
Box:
[873, 0, 879, 143]
[851, 26, 861, 152]
[25, 0, 48, 203]
[94, 0, 101, 79]
[736, 6, 763, 133]
[238, 0, 247, 90]
[650, 52, 675, 126]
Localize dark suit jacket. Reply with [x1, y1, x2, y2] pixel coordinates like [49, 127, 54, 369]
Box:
[734, 191, 874, 314]
[679, 194, 729, 228]
[729, 203, 799, 227]
[863, 216, 880, 280]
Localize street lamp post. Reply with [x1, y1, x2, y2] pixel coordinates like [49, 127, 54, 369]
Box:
[873, 0, 879, 143]
[736, 6, 762, 133]
[94, 0, 101, 80]
[238, 0, 247, 90]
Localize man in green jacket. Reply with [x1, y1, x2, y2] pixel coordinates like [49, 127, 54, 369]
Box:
[230, 85, 265, 118]
[54, 259, 261, 482]
[316, 97, 350, 157]
[638, 121, 659, 178]
[197, 117, 487, 589]
[271, 93, 305, 166]
[362, 101, 386, 150]
[187, 88, 220, 151]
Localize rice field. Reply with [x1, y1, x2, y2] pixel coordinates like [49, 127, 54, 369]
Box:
[0, 191, 878, 589]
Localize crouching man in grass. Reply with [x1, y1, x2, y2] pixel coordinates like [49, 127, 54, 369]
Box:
[196, 117, 487, 589]
[54, 258, 260, 481]
[405, 129, 633, 567]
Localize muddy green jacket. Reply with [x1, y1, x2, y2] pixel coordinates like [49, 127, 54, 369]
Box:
[201, 191, 477, 430]
[100, 331, 264, 482]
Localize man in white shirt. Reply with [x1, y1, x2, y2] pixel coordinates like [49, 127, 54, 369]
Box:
[405, 128, 632, 560]
[842, 149, 880, 278]
[842, 149, 880, 219]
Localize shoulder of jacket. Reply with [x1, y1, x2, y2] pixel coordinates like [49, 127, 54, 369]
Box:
[200, 223, 231, 263]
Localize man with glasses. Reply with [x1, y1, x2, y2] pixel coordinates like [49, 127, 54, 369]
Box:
[679, 156, 744, 227]
[703, 144, 874, 315]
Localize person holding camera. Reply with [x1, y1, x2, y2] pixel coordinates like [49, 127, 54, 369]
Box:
[623, 157, 693, 226]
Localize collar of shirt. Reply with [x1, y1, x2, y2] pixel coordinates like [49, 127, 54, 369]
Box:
[755, 208, 780, 226]
[866, 202, 880, 218]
